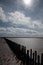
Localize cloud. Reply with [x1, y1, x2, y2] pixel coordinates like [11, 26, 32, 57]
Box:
[0, 6, 43, 37]
[8, 11, 31, 24]
[0, 6, 43, 29]
[0, 27, 42, 37]
[33, 20, 43, 29]
[0, 7, 8, 22]
[6, 26, 43, 37]
[8, 11, 43, 29]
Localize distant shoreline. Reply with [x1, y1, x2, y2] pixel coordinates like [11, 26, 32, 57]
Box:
[1, 37, 43, 39]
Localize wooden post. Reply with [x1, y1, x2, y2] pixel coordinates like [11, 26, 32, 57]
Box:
[33, 53, 35, 65]
[41, 53, 43, 65]
[21, 46, 26, 65]
[22, 46, 24, 53]
[26, 50, 29, 65]
[24, 46, 26, 54]
[23, 46, 26, 64]
[38, 55, 40, 65]
[34, 51, 37, 65]
[17, 44, 20, 59]
[29, 49, 32, 65]
[30, 49, 32, 59]
[27, 50, 29, 55]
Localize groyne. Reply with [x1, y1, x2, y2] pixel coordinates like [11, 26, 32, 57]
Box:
[4, 38, 43, 65]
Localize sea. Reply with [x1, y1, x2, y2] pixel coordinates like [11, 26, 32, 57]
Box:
[7, 38, 43, 57]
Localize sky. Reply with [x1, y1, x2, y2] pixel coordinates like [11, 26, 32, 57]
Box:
[0, 0, 43, 37]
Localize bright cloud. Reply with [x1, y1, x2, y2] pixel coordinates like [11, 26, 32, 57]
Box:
[8, 11, 43, 29]
[0, 7, 8, 22]
[8, 11, 31, 24]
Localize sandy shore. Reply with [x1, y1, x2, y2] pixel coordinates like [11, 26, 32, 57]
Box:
[0, 38, 21, 65]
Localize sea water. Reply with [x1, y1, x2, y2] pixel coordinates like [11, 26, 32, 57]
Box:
[8, 38, 43, 56]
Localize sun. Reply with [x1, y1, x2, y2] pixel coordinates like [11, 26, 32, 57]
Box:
[23, 0, 32, 7]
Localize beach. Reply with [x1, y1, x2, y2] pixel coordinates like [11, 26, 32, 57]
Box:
[0, 38, 21, 65]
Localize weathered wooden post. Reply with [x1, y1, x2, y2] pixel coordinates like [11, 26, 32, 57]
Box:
[21, 45, 26, 65]
[30, 49, 32, 59]
[24, 46, 26, 54]
[27, 50, 29, 56]
[33, 53, 35, 65]
[34, 51, 37, 65]
[30, 49, 32, 65]
[37, 55, 40, 65]
[17, 44, 20, 59]
[23, 46, 26, 65]
[41, 53, 43, 65]
[20, 45, 22, 58]
[26, 50, 29, 65]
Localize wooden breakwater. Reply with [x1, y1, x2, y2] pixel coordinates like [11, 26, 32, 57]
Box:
[4, 38, 43, 65]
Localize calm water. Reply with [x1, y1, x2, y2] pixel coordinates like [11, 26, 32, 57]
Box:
[8, 38, 43, 56]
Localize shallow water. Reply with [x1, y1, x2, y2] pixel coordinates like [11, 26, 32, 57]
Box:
[8, 38, 43, 56]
